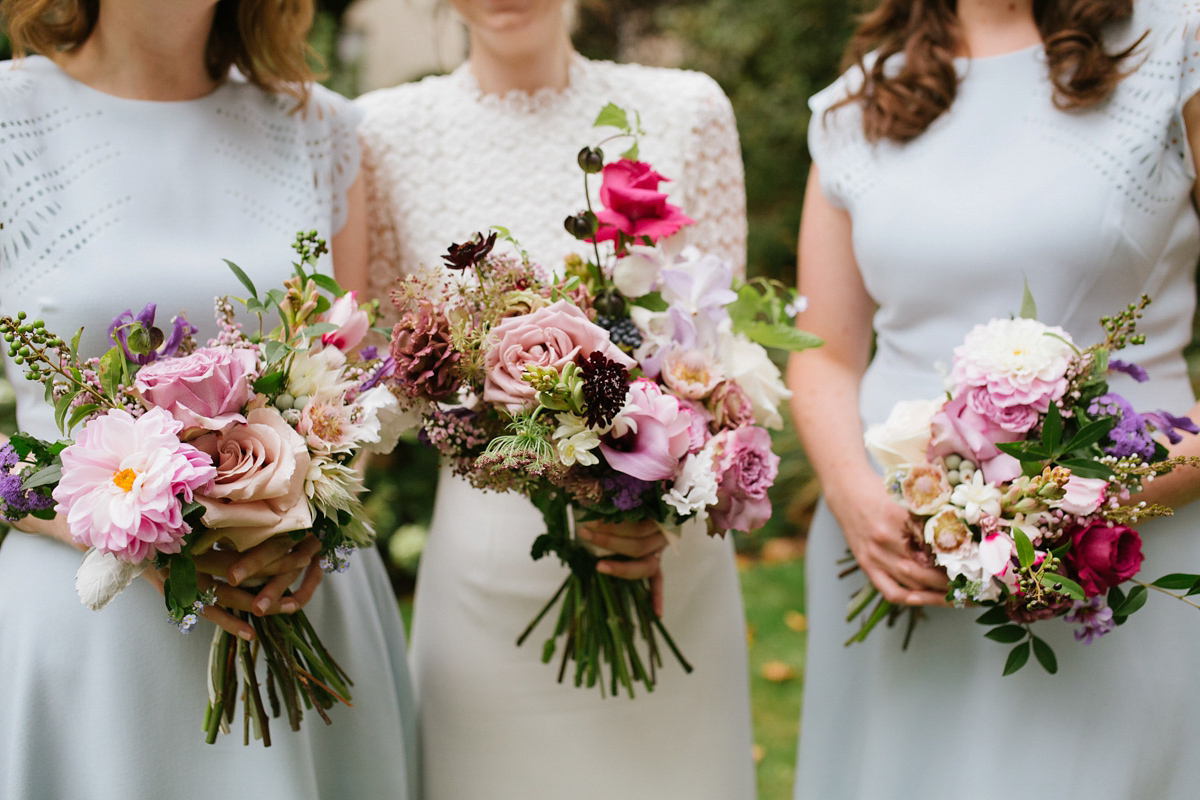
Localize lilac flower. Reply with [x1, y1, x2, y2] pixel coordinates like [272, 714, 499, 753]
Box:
[1088, 393, 1156, 460]
[1066, 597, 1116, 644]
[0, 444, 54, 522]
[1109, 359, 1149, 383]
[108, 303, 196, 365]
[1142, 410, 1200, 445]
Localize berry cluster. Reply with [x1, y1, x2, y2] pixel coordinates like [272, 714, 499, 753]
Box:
[595, 316, 643, 349]
[1, 312, 64, 383]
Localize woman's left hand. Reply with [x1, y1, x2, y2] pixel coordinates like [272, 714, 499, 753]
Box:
[578, 519, 667, 615]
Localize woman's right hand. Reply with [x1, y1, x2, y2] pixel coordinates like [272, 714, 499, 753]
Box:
[826, 474, 948, 606]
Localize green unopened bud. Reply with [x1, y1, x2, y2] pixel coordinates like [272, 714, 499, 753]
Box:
[577, 146, 604, 174]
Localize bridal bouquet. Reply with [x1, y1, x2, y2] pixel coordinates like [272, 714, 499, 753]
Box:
[0, 233, 404, 742]
[851, 288, 1200, 674]
[385, 104, 821, 697]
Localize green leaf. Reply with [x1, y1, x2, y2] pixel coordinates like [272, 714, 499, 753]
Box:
[69, 327, 84, 359]
[1041, 573, 1086, 601]
[261, 340, 287, 365]
[223, 259, 258, 300]
[1003, 641, 1032, 676]
[1186, 579, 1200, 597]
[738, 321, 824, 352]
[593, 103, 630, 132]
[313, 295, 331, 316]
[97, 346, 125, 400]
[21, 462, 62, 490]
[1053, 458, 1115, 480]
[1041, 402, 1062, 452]
[309, 273, 345, 297]
[1115, 584, 1148, 616]
[995, 441, 1052, 461]
[301, 322, 339, 339]
[1152, 573, 1200, 591]
[1061, 417, 1117, 454]
[1031, 635, 1058, 674]
[1020, 278, 1038, 320]
[1013, 526, 1036, 571]
[67, 402, 100, 432]
[975, 606, 1012, 626]
[621, 142, 639, 161]
[985, 624, 1028, 644]
[53, 390, 79, 434]
[163, 553, 200, 616]
[252, 371, 286, 394]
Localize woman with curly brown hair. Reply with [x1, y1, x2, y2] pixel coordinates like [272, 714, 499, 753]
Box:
[0, 0, 416, 796]
[789, 0, 1200, 797]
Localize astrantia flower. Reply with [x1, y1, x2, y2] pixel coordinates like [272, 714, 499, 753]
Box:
[53, 407, 216, 563]
[951, 318, 1074, 411]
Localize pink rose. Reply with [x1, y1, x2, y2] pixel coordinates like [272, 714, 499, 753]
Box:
[964, 386, 1039, 434]
[927, 391, 1023, 484]
[590, 160, 694, 246]
[1066, 520, 1144, 597]
[134, 346, 258, 432]
[1058, 475, 1108, 516]
[709, 425, 780, 533]
[600, 378, 692, 481]
[483, 300, 635, 412]
[708, 380, 755, 431]
[320, 291, 370, 352]
[192, 407, 313, 552]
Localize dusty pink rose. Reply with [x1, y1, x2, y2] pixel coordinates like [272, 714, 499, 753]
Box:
[709, 425, 780, 533]
[679, 398, 713, 453]
[52, 408, 216, 563]
[600, 378, 692, 481]
[590, 160, 694, 246]
[484, 300, 635, 412]
[927, 391, 1023, 484]
[1058, 475, 1108, 516]
[192, 407, 313, 552]
[1066, 520, 1144, 597]
[708, 380, 756, 431]
[134, 346, 257, 432]
[321, 291, 370, 352]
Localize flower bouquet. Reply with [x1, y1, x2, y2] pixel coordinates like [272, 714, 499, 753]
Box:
[851, 287, 1200, 674]
[0, 232, 404, 742]
[385, 104, 821, 697]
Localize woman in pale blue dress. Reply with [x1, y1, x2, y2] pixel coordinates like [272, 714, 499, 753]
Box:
[790, 1, 1200, 798]
[0, 0, 416, 795]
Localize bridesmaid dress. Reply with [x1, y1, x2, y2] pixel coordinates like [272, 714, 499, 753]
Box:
[797, 3, 1200, 798]
[0, 56, 417, 800]
[357, 54, 757, 799]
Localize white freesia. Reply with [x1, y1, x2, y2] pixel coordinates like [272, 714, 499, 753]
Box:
[557, 430, 601, 467]
[611, 245, 664, 298]
[75, 548, 146, 611]
[664, 445, 720, 519]
[949, 470, 1003, 524]
[864, 398, 944, 471]
[718, 332, 791, 429]
[354, 385, 412, 454]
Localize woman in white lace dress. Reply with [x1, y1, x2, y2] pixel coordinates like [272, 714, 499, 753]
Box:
[0, 0, 415, 796]
[357, 1, 755, 797]
[790, 1, 1200, 798]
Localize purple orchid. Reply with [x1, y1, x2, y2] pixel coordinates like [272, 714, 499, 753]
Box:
[108, 303, 196, 365]
[1109, 359, 1149, 383]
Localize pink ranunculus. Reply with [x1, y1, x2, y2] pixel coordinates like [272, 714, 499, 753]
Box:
[709, 425, 780, 533]
[927, 391, 1023, 484]
[600, 378, 692, 481]
[52, 408, 217, 563]
[483, 300, 635, 412]
[1058, 475, 1108, 516]
[321, 291, 370, 352]
[134, 346, 258, 432]
[1066, 520, 1144, 597]
[965, 386, 1039, 434]
[590, 160, 694, 246]
[191, 407, 313, 552]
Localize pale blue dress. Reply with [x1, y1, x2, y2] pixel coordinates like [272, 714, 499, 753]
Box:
[0, 57, 417, 799]
[798, 3, 1200, 798]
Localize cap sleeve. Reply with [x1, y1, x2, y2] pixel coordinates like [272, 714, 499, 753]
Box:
[1179, 4, 1200, 109]
[302, 84, 365, 235]
[806, 68, 867, 211]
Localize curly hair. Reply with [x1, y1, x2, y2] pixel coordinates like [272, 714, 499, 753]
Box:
[838, 0, 1144, 143]
[1, 0, 317, 103]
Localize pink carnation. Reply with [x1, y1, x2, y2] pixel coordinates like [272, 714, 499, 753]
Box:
[709, 425, 779, 533]
[134, 346, 257, 432]
[52, 408, 216, 563]
[600, 379, 692, 481]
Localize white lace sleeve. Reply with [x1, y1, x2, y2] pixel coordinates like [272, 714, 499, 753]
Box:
[1176, 2, 1200, 107]
[681, 77, 748, 277]
[303, 85, 365, 235]
[359, 130, 405, 329]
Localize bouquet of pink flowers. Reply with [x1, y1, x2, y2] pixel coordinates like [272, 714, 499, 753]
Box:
[0, 233, 404, 742]
[385, 104, 821, 697]
[852, 288, 1200, 674]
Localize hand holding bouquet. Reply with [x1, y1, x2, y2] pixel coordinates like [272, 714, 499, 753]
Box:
[0, 233, 404, 742]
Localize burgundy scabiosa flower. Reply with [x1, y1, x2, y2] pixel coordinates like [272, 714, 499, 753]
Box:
[579, 351, 630, 430]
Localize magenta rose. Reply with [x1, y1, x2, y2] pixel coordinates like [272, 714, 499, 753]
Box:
[927, 390, 1023, 483]
[134, 346, 257, 432]
[600, 379, 692, 481]
[590, 159, 694, 246]
[483, 300, 635, 412]
[1066, 520, 1145, 597]
[709, 425, 780, 533]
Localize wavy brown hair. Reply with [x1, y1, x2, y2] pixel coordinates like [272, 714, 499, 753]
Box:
[839, 0, 1143, 143]
[1, 0, 317, 102]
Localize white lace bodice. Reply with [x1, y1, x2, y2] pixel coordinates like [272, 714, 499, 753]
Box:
[0, 57, 363, 439]
[356, 55, 747, 324]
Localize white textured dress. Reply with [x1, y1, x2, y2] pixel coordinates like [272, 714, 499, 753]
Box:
[798, 3, 1200, 798]
[357, 55, 756, 799]
[0, 57, 417, 800]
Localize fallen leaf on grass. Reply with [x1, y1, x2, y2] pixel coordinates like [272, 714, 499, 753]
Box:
[761, 660, 796, 682]
[752, 744, 766, 763]
[784, 610, 808, 633]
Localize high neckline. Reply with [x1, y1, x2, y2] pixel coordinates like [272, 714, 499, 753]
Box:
[452, 52, 590, 113]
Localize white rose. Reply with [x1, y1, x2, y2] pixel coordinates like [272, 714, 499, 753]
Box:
[719, 333, 792, 429]
[863, 398, 944, 470]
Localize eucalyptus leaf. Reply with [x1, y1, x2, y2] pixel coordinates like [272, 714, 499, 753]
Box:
[1003, 641, 1031, 676]
[1013, 526, 1036, 571]
[224, 259, 258, 300]
[1031, 636, 1058, 674]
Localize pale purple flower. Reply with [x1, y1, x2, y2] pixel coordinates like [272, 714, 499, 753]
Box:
[1089, 393, 1156, 460]
[0, 444, 54, 521]
[1066, 597, 1116, 643]
[601, 472, 654, 511]
[108, 303, 196, 365]
[1142, 410, 1200, 445]
[1109, 359, 1149, 383]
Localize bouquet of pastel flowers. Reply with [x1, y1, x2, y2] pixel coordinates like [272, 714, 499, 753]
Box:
[0, 233, 405, 742]
[852, 288, 1200, 674]
[384, 104, 821, 697]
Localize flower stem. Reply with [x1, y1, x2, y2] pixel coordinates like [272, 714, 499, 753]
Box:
[1131, 579, 1200, 611]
